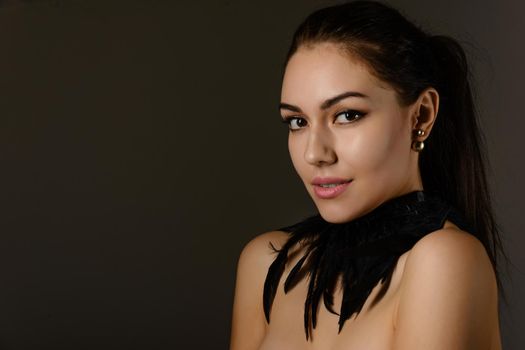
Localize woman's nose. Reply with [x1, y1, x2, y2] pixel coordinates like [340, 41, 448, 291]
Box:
[304, 127, 336, 166]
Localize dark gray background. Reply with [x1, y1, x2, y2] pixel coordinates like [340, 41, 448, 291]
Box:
[0, 0, 522, 349]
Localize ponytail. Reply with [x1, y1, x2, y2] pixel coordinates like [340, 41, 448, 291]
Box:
[422, 34, 510, 304]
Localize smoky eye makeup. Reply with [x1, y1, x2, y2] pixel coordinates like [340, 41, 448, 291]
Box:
[280, 116, 306, 131]
[281, 108, 367, 132]
[333, 109, 367, 123]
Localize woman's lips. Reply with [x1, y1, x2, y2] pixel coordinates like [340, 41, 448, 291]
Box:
[313, 180, 352, 199]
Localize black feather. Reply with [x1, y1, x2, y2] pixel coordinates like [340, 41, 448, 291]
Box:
[284, 252, 309, 293]
[262, 250, 287, 323]
[262, 190, 477, 340]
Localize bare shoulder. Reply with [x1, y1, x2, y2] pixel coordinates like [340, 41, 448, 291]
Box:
[407, 226, 492, 266]
[392, 227, 500, 349]
[402, 227, 496, 287]
[237, 230, 290, 270]
[230, 230, 290, 350]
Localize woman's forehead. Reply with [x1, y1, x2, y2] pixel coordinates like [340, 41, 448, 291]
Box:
[281, 43, 395, 106]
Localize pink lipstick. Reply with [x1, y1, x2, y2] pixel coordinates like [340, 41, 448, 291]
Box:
[311, 177, 352, 199]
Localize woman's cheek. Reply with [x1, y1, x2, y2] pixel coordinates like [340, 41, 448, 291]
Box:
[342, 127, 394, 173]
[365, 121, 410, 183]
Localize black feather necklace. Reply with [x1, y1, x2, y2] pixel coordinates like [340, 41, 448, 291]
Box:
[262, 190, 474, 340]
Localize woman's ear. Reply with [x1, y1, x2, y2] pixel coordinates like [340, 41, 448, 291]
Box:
[410, 87, 439, 138]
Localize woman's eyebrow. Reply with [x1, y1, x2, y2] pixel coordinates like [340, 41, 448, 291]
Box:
[279, 91, 369, 113]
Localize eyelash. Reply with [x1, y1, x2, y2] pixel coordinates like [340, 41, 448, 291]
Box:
[281, 109, 367, 132]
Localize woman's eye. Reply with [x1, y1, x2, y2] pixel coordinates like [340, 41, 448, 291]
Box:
[335, 109, 366, 124]
[281, 117, 306, 131]
[281, 110, 365, 132]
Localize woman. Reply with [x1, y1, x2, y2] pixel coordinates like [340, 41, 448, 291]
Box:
[230, 1, 506, 349]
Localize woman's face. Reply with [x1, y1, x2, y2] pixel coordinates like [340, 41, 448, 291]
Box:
[280, 42, 423, 223]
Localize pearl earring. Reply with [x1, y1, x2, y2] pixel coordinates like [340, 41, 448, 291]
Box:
[412, 129, 426, 152]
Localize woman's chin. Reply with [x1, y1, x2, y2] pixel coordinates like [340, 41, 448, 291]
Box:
[316, 204, 359, 224]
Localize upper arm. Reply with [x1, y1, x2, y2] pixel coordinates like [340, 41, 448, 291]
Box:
[392, 229, 500, 350]
[229, 230, 289, 350]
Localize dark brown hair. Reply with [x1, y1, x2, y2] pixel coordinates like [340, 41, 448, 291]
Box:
[281, 0, 509, 312]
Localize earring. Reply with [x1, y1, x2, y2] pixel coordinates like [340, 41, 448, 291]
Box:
[412, 140, 425, 152]
[412, 129, 425, 152]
